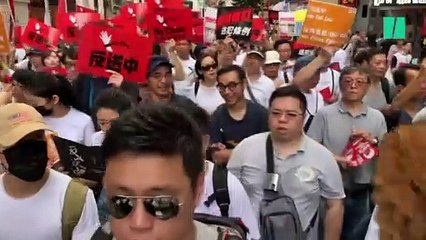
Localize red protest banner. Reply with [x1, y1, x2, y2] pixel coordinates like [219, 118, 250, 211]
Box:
[146, 0, 183, 10]
[77, 21, 153, 83]
[119, 2, 147, 20]
[268, 10, 279, 24]
[250, 18, 266, 42]
[14, 25, 23, 48]
[76, 4, 96, 13]
[146, 8, 193, 43]
[57, 12, 101, 43]
[216, 7, 253, 40]
[22, 18, 61, 51]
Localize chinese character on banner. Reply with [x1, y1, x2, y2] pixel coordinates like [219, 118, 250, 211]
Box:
[14, 25, 23, 48]
[216, 7, 253, 40]
[343, 137, 378, 167]
[146, 8, 193, 43]
[250, 18, 266, 42]
[146, 0, 183, 10]
[77, 21, 153, 83]
[268, 10, 279, 25]
[338, 0, 358, 8]
[57, 13, 101, 43]
[22, 18, 61, 51]
[76, 4, 97, 13]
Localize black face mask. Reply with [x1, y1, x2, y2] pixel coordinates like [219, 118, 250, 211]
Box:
[3, 140, 48, 182]
[34, 106, 53, 116]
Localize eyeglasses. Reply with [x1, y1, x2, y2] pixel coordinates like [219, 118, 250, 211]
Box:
[201, 63, 218, 71]
[216, 82, 241, 92]
[270, 110, 304, 120]
[107, 195, 183, 220]
[342, 79, 369, 86]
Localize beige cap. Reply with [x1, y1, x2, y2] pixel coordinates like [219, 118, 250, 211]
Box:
[0, 103, 50, 149]
[264, 50, 282, 65]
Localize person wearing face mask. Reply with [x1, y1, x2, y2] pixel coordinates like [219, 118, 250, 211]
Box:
[23, 72, 95, 146]
[91, 88, 134, 146]
[0, 103, 100, 240]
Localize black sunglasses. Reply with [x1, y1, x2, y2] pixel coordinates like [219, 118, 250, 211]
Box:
[201, 63, 218, 71]
[107, 195, 183, 220]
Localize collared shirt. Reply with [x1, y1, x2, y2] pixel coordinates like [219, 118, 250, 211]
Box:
[227, 132, 345, 234]
[307, 101, 387, 190]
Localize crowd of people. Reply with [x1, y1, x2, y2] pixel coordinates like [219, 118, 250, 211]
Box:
[0, 26, 425, 240]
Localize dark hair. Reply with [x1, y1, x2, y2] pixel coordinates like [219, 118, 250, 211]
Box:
[269, 85, 307, 113]
[26, 72, 80, 109]
[11, 69, 36, 87]
[94, 88, 134, 116]
[366, 48, 386, 63]
[339, 66, 370, 85]
[173, 103, 210, 135]
[60, 43, 78, 60]
[393, 64, 420, 87]
[353, 49, 369, 66]
[273, 39, 292, 51]
[195, 53, 218, 80]
[102, 103, 204, 190]
[216, 64, 245, 82]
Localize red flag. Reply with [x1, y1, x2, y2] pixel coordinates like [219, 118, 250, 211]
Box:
[14, 25, 22, 48]
[250, 18, 266, 42]
[22, 19, 61, 51]
[57, 12, 101, 43]
[55, 0, 67, 27]
[76, 4, 96, 13]
[77, 21, 153, 83]
[146, 8, 193, 43]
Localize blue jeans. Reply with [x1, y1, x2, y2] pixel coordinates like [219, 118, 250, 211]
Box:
[341, 187, 373, 240]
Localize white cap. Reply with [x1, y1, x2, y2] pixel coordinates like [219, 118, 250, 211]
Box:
[264, 50, 281, 65]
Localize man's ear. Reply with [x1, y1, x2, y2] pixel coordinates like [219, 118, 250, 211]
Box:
[194, 172, 205, 207]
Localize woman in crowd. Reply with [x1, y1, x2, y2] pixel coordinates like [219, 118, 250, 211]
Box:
[186, 53, 224, 114]
[22, 72, 95, 145]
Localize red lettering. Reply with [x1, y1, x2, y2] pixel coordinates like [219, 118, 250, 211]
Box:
[240, 9, 252, 22]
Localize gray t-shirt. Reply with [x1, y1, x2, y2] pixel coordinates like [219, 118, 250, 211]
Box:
[363, 83, 388, 110]
[307, 101, 387, 190]
[227, 132, 345, 236]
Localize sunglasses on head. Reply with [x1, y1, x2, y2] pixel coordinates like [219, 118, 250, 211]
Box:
[201, 63, 218, 71]
[107, 195, 183, 220]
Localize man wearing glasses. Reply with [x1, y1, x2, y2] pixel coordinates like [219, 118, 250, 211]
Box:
[307, 66, 387, 239]
[100, 104, 239, 240]
[227, 86, 345, 240]
[210, 65, 269, 165]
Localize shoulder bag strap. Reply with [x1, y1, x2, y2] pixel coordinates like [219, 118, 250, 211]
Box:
[194, 80, 201, 97]
[246, 81, 259, 105]
[266, 134, 274, 173]
[331, 70, 335, 96]
[212, 164, 230, 217]
[284, 71, 290, 84]
[62, 180, 89, 240]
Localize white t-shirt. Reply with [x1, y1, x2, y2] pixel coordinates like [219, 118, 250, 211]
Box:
[316, 68, 341, 98]
[91, 131, 105, 147]
[0, 169, 100, 240]
[331, 48, 347, 70]
[235, 52, 247, 66]
[195, 161, 260, 240]
[304, 89, 325, 125]
[44, 108, 95, 146]
[392, 52, 412, 68]
[188, 82, 224, 115]
[174, 57, 196, 92]
[245, 74, 276, 108]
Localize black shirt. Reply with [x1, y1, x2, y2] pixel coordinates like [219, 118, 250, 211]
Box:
[210, 100, 269, 149]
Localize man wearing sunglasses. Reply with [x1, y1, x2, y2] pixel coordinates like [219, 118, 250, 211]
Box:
[101, 104, 240, 240]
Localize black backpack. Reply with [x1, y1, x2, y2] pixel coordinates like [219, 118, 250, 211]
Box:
[381, 78, 391, 104]
[204, 164, 230, 217]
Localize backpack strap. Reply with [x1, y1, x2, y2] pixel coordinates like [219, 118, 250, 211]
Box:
[246, 82, 259, 105]
[330, 69, 335, 96]
[266, 134, 274, 173]
[380, 78, 391, 104]
[62, 179, 89, 240]
[284, 71, 290, 84]
[194, 80, 201, 97]
[212, 164, 230, 217]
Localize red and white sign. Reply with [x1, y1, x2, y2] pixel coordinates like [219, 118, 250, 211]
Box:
[343, 137, 379, 167]
[251, 18, 266, 42]
[57, 12, 101, 43]
[77, 21, 153, 83]
[146, 8, 193, 43]
[22, 19, 61, 51]
[146, 0, 183, 10]
[192, 14, 204, 44]
[76, 4, 96, 13]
